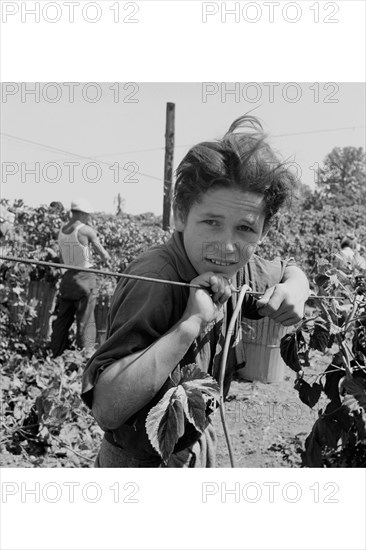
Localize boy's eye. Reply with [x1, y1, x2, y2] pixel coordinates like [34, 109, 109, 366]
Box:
[203, 220, 219, 226]
[238, 225, 254, 232]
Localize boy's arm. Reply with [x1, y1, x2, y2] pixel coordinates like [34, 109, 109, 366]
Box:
[256, 265, 310, 326]
[92, 272, 231, 430]
[83, 226, 111, 263]
[92, 315, 201, 430]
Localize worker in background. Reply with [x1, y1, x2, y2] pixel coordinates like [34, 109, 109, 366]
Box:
[334, 235, 366, 275]
[50, 198, 111, 357]
[0, 204, 16, 243]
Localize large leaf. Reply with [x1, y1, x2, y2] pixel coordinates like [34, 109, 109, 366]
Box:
[145, 386, 187, 463]
[280, 333, 299, 371]
[145, 367, 220, 463]
[303, 416, 342, 467]
[184, 387, 207, 433]
[181, 365, 220, 401]
[309, 322, 330, 353]
[294, 379, 322, 409]
[280, 331, 308, 372]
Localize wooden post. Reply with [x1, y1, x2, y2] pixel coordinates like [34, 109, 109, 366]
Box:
[162, 102, 175, 230]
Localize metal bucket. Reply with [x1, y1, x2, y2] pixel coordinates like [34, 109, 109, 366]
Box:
[237, 317, 292, 383]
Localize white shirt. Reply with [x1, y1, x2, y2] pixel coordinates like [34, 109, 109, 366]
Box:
[58, 223, 93, 268]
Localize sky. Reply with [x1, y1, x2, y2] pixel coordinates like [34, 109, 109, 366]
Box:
[1, 82, 365, 215]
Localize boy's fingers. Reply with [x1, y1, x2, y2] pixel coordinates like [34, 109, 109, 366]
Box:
[257, 285, 304, 325]
[208, 274, 232, 304]
[256, 287, 276, 314]
[210, 275, 220, 293]
[256, 287, 273, 305]
[191, 273, 232, 304]
[192, 272, 216, 289]
[257, 286, 286, 316]
[216, 285, 232, 304]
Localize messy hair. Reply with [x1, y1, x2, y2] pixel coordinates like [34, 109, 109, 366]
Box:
[173, 115, 297, 227]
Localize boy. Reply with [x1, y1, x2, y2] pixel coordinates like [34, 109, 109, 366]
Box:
[81, 116, 309, 467]
[51, 198, 111, 358]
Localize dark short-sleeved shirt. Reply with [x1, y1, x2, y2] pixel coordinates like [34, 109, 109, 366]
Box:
[81, 231, 295, 462]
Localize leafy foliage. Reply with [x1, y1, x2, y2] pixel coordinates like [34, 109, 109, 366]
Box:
[259, 147, 366, 275]
[145, 364, 220, 464]
[1, 349, 103, 467]
[317, 146, 366, 206]
[0, 200, 171, 466]
[280, 258, 366, 467]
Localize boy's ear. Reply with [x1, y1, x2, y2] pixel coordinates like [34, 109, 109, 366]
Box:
[173, 207, 186, 232]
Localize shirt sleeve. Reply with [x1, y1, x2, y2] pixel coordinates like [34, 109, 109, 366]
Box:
[81, 273, 174, 408]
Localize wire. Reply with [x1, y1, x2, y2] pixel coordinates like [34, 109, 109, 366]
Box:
[0, 133, 162, 182]
[0, 255, 203, 290]
[172, 125, 365, 150]
[3, 125, 364, 164]
[0, 255, 349, 299]
[273, 126, 365, 139]
[93, 147, 165, 158]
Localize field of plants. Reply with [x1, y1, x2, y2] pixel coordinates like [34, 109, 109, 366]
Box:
[0, 203, 171, 467]
[1, 146, 365, 468]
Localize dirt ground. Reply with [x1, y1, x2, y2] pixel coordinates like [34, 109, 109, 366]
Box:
[215, 355, 329, 468]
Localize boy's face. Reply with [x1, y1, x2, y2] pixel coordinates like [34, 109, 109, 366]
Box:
[174, 187, 268, 278]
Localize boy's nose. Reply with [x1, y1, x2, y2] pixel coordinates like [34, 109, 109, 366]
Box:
[222, 233, 239, 256]
[224, 240, 236, 253]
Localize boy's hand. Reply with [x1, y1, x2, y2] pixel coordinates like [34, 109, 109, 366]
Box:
[183, 272, 232, 332]
[256, 282, 306, 326]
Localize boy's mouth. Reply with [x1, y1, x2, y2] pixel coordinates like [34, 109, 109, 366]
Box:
[206, 258, 237, 267]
